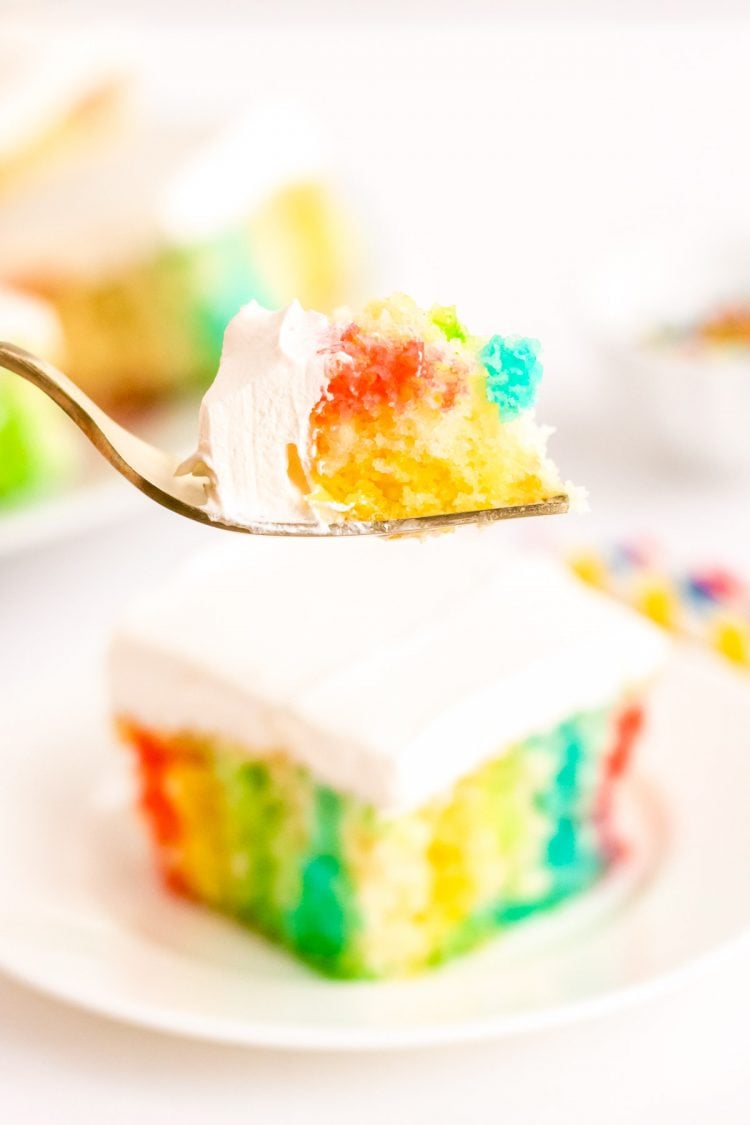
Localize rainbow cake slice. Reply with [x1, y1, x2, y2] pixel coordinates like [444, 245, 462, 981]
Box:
[111, 535, 666, 979]
[187, 295, 576, 527]
[1, 108, 358, 407]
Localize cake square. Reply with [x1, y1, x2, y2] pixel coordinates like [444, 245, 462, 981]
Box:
[2, 109, 357, 407]
[111, 535, 666, 978]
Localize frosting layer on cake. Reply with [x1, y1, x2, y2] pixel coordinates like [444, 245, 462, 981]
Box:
[110, 536, 667, 812]
[183, 301, 330, 524]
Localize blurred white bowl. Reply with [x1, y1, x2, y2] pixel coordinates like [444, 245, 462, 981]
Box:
[585, 236, 750, 475]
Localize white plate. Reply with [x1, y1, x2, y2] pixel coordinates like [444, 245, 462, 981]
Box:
[0, 644, 748, 1050]
[0, 401, 198, 560]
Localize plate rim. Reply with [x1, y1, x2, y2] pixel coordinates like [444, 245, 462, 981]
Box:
[1, 912, 748, 1051]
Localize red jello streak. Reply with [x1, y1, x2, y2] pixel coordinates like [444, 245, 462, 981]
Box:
[128, 726, 191, 895]
[314, 324, 462, 421]
[596, 704, 644, 861]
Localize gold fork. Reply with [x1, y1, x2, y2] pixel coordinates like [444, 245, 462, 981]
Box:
[0, 342, 569, 537]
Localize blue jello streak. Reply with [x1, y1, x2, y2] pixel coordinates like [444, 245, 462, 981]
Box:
[480, 335, 543, 418]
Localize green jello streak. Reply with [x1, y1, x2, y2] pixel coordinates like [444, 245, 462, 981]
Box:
[176, 229, 272, 390]
[429, 304, 468, 343]
[212, 746, 360, 975]
[288, 786, 360, 974]
[216, 752, 312, 936]
[219, 758, 277, 924]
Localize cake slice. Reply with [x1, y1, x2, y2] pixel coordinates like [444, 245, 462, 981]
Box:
[188, 294, 577, 526]
[111, 535, 666, 978]
[2, 108, 359, 406]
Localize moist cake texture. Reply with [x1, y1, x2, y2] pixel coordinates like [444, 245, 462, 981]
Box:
[190, 295, 577, 527]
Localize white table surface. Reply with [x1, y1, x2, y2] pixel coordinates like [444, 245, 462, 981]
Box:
[2, 8, 750, 1119]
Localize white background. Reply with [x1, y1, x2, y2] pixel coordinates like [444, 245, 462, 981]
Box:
[2, 4, 750, 1120]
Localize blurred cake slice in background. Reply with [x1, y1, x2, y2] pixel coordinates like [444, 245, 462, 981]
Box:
[0, 287, 81, 507]
[1, 106, 362, 407]
[0, 35, 126, 198]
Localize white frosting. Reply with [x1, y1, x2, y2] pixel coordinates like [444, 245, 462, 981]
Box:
[182, 301, 330, 525]
[110, 534, 668, 812]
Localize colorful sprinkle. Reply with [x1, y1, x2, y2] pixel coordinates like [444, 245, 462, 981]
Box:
[569, 543, 750, 669]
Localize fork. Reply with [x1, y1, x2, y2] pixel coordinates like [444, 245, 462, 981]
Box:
[0, 341, 569, 536]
